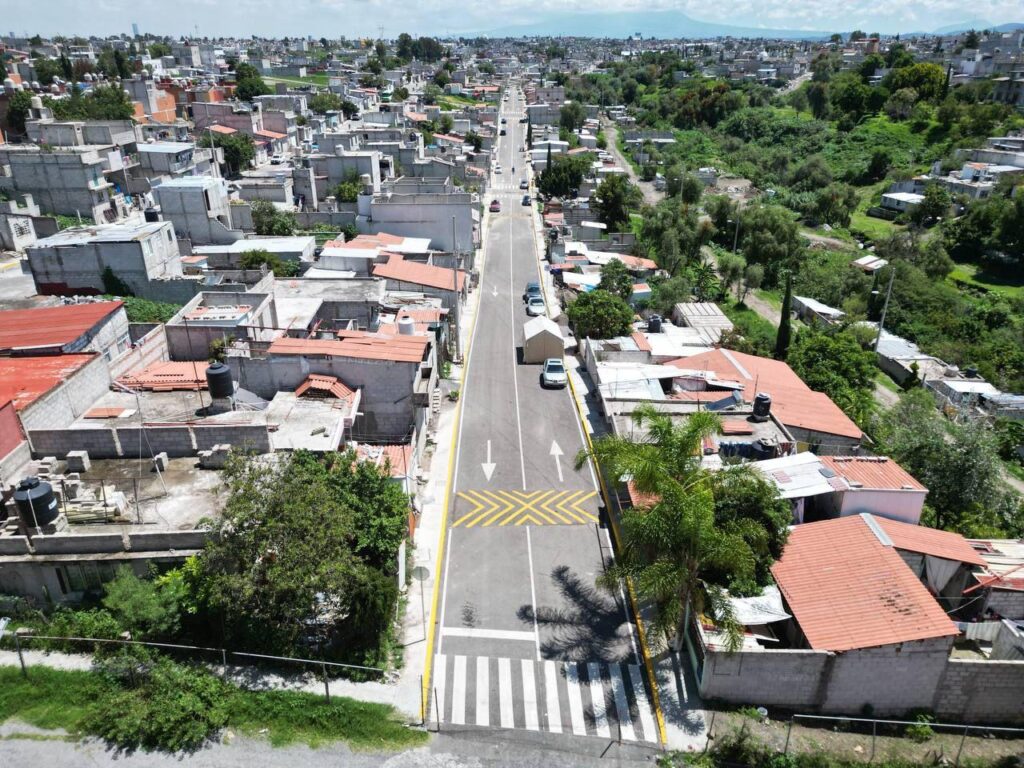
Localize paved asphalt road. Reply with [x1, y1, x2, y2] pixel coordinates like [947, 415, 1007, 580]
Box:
[427, 82, 659, 748]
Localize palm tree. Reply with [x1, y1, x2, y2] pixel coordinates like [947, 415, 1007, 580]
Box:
[575, 405, 754, 651]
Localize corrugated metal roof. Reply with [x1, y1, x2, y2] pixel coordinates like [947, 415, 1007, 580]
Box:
[875, 517, 986, 566]
[0, 354, 97, 411]
[0, 301, 123, 352]
[819, 456, 927, 492]
[667, 349, 863, 440]
[268, 332, 428, 363]
[373, 254, 466, 292]
[771, 515, 959, 651]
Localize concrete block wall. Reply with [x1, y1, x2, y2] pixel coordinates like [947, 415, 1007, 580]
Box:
[822, 638, 953, 715]
[193, 425, 270, 453]
[116, 427, 197, 458]
[33, 532, 129, 555]
[21, 354, 112, 433]
[934, 659, 1024, 723]
[988, 590, 1024, 620]
[108, 324, 170, 380]
[700, 649, 831, 709]
[128, 530, 208, 551]
[28, 428, 121, 459]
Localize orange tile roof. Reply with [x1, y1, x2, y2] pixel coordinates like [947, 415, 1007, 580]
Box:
[819, 456, 926, 492]
[207, 124, 237, 134]
[667, 349, 862, 440]
[616, 254, 658, 270]
[254, 129, 287, 140]
[295, 373, 356, 404]
[322, 232, 407, 250]
[117, 361, 208, 391]
[372, 254, 466, 292]
[771, 515, 958, 651]
[355, 443, 414, 478]
[630, 331, 652, 352]
[0, 301, 124, 352]
[874, 517, 986, 566]
[268, 332, 428, 363]
[0, 355, 97, 411]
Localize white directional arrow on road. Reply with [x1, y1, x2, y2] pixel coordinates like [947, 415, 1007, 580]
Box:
[492, 286, 498, 298]
[550, 440, 564, 483]
[482, 440, 496, 482]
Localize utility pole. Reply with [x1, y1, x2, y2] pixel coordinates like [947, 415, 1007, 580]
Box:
[451, 216, 462, 361]
[873, 266, 896, 351]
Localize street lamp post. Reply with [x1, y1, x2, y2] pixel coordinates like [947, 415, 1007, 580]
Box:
[727, 217, 741, 253]
[872, 266, 896, 351]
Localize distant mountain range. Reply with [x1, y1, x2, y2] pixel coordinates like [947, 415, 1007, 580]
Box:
[479, 11, 1024, 40]
[482, 11, 831, 40]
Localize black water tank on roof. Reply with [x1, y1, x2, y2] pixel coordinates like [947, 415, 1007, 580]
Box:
[752, 392, 772, 422]
[205, 362, 234, 399]
[143, 208, 160, 223]
[13, 477, 59, 528]
[648, 314, 662, 333]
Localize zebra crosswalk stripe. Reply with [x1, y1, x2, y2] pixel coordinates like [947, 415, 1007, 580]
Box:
[565, 661, 587, 735]
[476, 656, 489, 726]
[629, 664, 657, 740]
[452, 655, 467, 725]
[609, 663, 637, 742]
[544, 660, 562, 733]
[498, 657, 514, 728]
[587, 662, 611, 738]
[432, 654, 658, 742]
[521, 659, 540, 731]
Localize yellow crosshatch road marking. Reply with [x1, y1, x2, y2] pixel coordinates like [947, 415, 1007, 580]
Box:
[453, 489, 598, 527]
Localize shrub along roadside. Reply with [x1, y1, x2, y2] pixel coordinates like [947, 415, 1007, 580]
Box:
[0, 663, 426, 753]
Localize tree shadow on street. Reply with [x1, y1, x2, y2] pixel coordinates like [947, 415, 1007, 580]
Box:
[517, 564, 633, 664]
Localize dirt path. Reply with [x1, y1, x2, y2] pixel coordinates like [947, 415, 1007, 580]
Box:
[602, 119, 663, 207]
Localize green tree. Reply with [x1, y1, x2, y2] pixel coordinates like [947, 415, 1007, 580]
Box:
[538, 153, 591, 198]
[807, 82, 829, 119]
[598, 258, 635, 302]
[788, 328, 877, 424]
[883, 62, 947, 101]
[774, 271, 793, 361]
[559, 102, 586, 132]
[870, 390, 1019, 536]
[575, 405, 756, 649]
[6, 90, 33, 136]
[465, 131, 483, 152]
[739, 205, 802, 285]
[526, 119, 533, 146]
[884, 87, 918, 120]
[309, 91, 343, 114]
[239, 248, 299, 277]
[333, 170, 363, 203]
[102, 566, 182, 640]
[148, 42, 172, 58]
[678, 172, 703, 207]
[250, 199, 296, 236]
[234, 64, 270, 102]
[192, 450, 408, 662]
[566, 289, 634, 339]
[910, 183, 951, 227]
[717, 252, 746, 299]
[593, 175, 642, 232]
[199, 131, 255, 176]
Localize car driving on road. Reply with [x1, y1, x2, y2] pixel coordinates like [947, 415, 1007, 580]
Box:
[519, 179, 529, 189]
[522, 194, 531, 206]
[526, 295, 546, 316]
[489, 199, 501, 213]
[540, 358, 568, 388]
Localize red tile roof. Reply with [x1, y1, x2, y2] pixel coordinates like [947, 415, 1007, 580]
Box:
[771, 515, 959, 651]
[295, 373, 356, 404]
[630, 331, 652, 352]
[268, 332, 428, 363]
[0, 301, 123, 352]
[322, 232, 407, 250]
[118, 361, 208, 391]
[372, 254, 466, 292]
[355, 443, 414, 479]
[819, 456, 926, 492]
[667, 349, 862, 440]
[254, 129, 287, 140]
[0, 355, 97, 411]
[207, 124, 236, 134]
[874, 517, 986, 566]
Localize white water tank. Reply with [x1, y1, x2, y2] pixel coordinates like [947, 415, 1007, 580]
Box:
[397, 316, 416, 335]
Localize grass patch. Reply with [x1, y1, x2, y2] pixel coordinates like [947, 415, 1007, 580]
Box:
[950, 262, 1024, 299]
[0, 665, 425, 752]
[876, 370, 902, 394]
[720, 299, 780, 357]
[265, 74, 331, 87]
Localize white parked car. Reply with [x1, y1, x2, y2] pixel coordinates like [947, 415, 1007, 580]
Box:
[540, 358, 568, 388]
[526, 295, 546, 316]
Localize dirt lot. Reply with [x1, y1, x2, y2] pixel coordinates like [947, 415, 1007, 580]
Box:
[709, 711, 1024, 766]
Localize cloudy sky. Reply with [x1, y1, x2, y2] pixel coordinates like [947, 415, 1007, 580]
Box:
[8, 0, 1023, 38]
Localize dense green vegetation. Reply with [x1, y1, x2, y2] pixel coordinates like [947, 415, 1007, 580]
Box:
[239, 249, 300, 278]
[0, 664, 425, 752]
